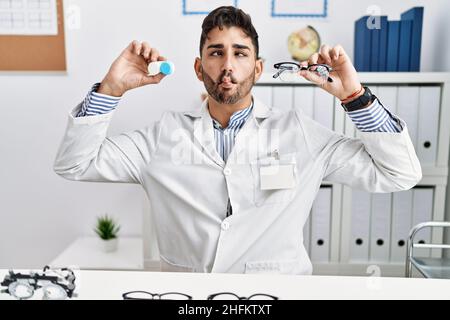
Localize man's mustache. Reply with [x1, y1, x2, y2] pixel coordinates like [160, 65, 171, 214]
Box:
[218, 71, 238, 85]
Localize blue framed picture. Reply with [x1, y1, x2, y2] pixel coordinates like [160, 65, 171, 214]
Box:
[271, 0, 328, 18]
[182, 0, 239, 15]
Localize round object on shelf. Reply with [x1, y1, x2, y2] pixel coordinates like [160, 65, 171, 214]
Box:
[288, 25, 321, 62]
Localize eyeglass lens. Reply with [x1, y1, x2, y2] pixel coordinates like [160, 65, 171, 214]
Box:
[9, 282, 34, 299]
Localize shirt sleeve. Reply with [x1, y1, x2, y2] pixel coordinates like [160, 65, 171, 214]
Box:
[76, 83, 121, 117]
[294, 107, 422, 193]
[54, 105, 164, 185]
[346, 98, 403, 133]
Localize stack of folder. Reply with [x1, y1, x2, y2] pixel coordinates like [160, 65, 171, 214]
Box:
[354, 7, 423, 72]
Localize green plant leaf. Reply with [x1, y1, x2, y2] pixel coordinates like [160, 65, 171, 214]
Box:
[95, 214, 120, 240]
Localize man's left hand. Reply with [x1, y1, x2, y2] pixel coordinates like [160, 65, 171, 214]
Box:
[299, 44, 363, 101]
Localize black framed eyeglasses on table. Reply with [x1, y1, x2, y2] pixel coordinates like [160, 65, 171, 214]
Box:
[207, 292, 279, 300]
[273, 62, 334, 83]
[122, 291, 279, 300]
[122, 291, 193, 300]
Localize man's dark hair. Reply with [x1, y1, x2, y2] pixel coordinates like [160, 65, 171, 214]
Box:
[199, 6, 259, 59]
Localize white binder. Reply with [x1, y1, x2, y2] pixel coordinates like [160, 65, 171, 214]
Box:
[369, 193, 392, 262]
[417, 86, 440, 166]
[303, 214, 311, 255]
[310, 187, 332, 262]
[370, 86, 379, 95]
[272, 86, 293, 112]
[294, 86, 314, 118]
[252, 86, 272, 108]
[376, 86, 398, 114]
[396, 86, 420, 149]
[412, 188, 434, 258]
[390, 190, 413, 263]
[313, 88, 334, 130]
[350, 189, 371, 262]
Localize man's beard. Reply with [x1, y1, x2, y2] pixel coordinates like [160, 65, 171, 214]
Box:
[202, 68, 255, 104]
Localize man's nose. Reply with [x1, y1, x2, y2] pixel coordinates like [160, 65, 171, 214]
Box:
[221, 55, 234, 74]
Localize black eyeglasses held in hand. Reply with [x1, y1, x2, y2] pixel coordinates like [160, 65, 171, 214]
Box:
[273, 62, 334, 83]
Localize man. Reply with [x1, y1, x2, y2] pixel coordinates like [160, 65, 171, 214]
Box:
[54, 6, 422, 274]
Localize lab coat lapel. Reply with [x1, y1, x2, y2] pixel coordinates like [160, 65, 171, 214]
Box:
[226, 97, 272, 164]
[190, 99, 226, 168]
[186, 97, 272, 167]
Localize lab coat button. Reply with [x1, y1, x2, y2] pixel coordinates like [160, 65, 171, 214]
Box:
[223, 168, 232, 176]
[221, 220, 230, 231]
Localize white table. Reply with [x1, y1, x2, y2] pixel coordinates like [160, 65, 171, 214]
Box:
[49, 237, 144, 271]
[1, 269, 450, 300]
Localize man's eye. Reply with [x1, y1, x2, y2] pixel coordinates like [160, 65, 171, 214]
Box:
[210, 51, 247, 57]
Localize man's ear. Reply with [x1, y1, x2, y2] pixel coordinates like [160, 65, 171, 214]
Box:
[254, 58, 264, 83]
[194, 57, 203, 82]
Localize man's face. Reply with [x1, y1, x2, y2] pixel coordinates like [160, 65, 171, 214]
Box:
[195, 26, 263, 104]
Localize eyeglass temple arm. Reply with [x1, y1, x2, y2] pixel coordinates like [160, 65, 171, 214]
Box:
[273, 69, 285, 79]
[274, 62, 300, 68]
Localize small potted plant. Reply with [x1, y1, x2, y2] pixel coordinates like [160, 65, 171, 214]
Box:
[94, 214, 120, 253]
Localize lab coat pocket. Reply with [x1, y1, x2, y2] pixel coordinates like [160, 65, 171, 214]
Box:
[250, 152, 298, 206]
[244, 259, 304, 275]
[160, 255, 195, 273]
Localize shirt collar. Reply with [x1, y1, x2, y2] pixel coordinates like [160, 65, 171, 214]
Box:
[211, 101, 254, 130]
[183, 96, 272, 128]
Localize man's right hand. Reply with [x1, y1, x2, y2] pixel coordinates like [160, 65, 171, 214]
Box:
[98, 41, 167, 97]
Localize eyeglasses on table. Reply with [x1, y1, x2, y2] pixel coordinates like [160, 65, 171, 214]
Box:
[122, 291, 279, 300]
[1, 266, 76, 300]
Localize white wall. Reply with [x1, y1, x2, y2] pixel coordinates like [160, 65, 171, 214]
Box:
[1, 0, 449, 269]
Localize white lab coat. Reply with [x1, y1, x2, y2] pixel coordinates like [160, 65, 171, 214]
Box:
[54, 97, 422, 275]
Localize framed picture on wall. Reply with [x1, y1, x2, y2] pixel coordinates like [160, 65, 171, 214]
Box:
[182, 0, 239, 15]
[271, 0, 328, 18]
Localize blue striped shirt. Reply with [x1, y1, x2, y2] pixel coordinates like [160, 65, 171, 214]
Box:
[210, 106, 253, 217]
[346, 100, 402, 132]
[212, 105, 253, 162]
[77, 83, 121, 117]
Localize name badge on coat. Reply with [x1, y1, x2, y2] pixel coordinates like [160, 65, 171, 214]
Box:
[260, 164, 296, 190]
